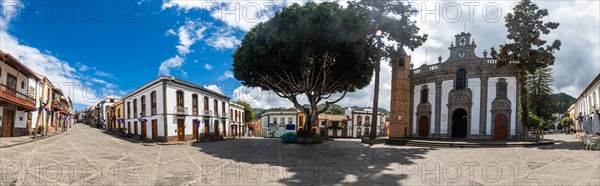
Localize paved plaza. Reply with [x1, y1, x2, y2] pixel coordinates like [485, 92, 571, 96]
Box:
[0, 124, 598, 185]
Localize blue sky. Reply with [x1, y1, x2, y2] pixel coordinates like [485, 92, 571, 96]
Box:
[1, 0, 599, 111]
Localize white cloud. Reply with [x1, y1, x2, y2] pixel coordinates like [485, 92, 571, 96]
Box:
[94, 70, 117, 79]
[204, 84, 222, 94]
[218, 71, 234, 80]
[175, 20, 208, 55]
[204, 63, 214, 70]
[205, 27, 241, 50]
[158, 55, 185, 76]
[0, 0, 22, 29]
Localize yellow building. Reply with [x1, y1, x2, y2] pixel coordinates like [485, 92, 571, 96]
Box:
[108, 100, 124, 132]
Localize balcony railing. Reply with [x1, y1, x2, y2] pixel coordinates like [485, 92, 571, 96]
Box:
[151, 108, 157, 115]
[0, 83, 36, 110]
[192, 108, 198, 115]
[174, 106, 187, 115]
[221, 112, 228, 118]
[202, 110, 212, 116]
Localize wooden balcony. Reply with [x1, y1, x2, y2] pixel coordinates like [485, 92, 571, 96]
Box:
[0, 83, 36, 111]
[51, 102, 60, 111]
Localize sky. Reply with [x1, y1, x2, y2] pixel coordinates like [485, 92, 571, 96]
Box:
[0, 0, 599, 111]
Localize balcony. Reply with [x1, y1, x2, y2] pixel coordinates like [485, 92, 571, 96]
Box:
[51, 101, 60, 111]
[0, 83, 36, 111]
[192, 108, 198, 115]
[202, 110, 212, 116]
[221, 112, 228, 118]
[174, 106, 187, 115]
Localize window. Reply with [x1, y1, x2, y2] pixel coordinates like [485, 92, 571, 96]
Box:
[176, 91, 184, 107]
[117, 108, 121, 118]
[6, 73, 16, 93]
[230, 109, 233, 120]
[133, 99, 138, 118]
[273, 117, 278, 124]
[21, 81, 24, 89]
[192, 94, 198, 115]
[357, 116, 362, 126]
[421, 89, 428, 103]
[110, 99, 114, 103]
[204, 97, 209, 111]
[141, 96, 146, 116]
[288, 117, 293, 124]
[151, 91, 157, 115]
[497, 82, 507, 98]
[279, 117, 284, 125]
[127, 102, 131, 119]
[365, 116, 370, 125]
[456, 69, 467, 89]
[222, 102, 226, 114]
[213, 100, 218, 114]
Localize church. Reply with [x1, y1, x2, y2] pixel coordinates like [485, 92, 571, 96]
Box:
[389, 32, 522, 140]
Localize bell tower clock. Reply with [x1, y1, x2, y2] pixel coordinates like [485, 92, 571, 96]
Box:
[449, 32, 477, 61]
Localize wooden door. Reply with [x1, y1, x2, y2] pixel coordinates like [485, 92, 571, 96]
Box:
[222, 122, 226, 138]
[2, 110, 14, 137]
[418, 116, 429, 137]
[204, 119, 209, 140]
[128, 122, 131, 134]
[134, 122, 138, 137]
[214, 120, 219, 137]
[177, 119, 185, 141]
[151, 120, 157, 141]
[193, 120, 198, 141]
[494, 114, 508, 139]
[357, 128, 362, 138]
[333, 129, 337, 138]
[141, 122, 147, 140]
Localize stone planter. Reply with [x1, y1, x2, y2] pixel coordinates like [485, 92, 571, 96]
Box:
[297, 136, 324, 144]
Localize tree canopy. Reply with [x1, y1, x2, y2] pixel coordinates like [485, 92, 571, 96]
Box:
[233, 2, 372, 131]
[490, 0, 560, 137]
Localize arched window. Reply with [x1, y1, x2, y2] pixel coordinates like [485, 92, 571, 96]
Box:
[141, 96, 146, 116]
[203, 96, 209, 111]
[456, 69, 467, 89]
[127, 102, 131, 119]
[213, 100, 218, 115]
[150, 91, 157, 115]
[176, 91, 184, 107]
[497, 82, 507, 98]
[192, 94, 198, 115]
[222, 102, 226, 114]
[133, 99, 138, 118]
[421, 89, 428, 103]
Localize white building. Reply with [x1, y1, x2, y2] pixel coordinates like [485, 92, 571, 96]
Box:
[572, 74, 600, 133]
[229, 102, 245, 137]
[260, 109, 301, 137]
[123, 76, 231, 142]
[0, 51, 40, 137]
[345, 108, 386, 138]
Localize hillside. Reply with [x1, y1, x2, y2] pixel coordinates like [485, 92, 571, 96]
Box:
[552, 92, 575, 114]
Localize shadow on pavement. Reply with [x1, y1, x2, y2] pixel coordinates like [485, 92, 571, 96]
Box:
[191, 138, 434, 185]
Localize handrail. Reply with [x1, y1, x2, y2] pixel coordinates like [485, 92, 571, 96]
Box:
[0, 83, 35, 104]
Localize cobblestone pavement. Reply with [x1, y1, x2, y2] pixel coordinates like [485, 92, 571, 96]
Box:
[0, 123, 598, 185]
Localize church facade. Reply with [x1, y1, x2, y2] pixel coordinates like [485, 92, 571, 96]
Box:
[390, 32, 522, 140]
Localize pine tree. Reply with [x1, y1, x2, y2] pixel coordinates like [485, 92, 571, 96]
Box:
[526, 67, 554, 121]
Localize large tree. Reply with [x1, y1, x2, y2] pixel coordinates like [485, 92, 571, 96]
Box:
[348, 0, 427, 139]
[490, 0, 561, 138]
[233, 2, 372, 132]
[527, 67, 554, 121]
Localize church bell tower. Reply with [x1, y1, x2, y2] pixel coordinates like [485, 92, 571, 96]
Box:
[389, 50, 411, 137]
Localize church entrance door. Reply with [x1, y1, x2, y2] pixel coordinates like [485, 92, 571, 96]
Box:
[452, 109, 468, 138]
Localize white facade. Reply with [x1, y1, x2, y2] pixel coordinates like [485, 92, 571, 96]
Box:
[123, 77, 231, 142]
[572, 74, 600, 133]
[345, 108, 385, 138]
[260, 110, 298, 137]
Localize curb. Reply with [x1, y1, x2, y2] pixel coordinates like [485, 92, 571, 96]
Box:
[0, 132, 68, 149]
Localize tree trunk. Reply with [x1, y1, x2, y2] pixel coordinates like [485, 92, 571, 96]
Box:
[369, 53, 381, 139]
[518, 69, 529, 141]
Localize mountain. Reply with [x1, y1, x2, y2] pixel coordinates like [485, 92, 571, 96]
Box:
[552, 92, 575, 114]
